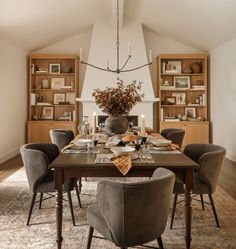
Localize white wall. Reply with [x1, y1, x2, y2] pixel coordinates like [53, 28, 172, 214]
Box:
[210, 38, 236, 162]
[0, 38, 27, 163]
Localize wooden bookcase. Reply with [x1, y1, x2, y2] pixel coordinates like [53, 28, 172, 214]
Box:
[157, 54, 209, 147]
[27, 54, 79, 143]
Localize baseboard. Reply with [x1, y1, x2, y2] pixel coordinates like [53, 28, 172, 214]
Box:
[0, 147, 20, 164]
[226, 151, 236, 163]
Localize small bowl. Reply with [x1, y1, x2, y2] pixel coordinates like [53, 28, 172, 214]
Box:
[110, 146, 135, 156]
[151, 139, 172, 147]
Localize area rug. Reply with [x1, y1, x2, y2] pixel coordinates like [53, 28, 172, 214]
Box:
[0, 168, 236, 249]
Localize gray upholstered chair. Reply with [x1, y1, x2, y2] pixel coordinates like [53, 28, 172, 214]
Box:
[20, 143, 81, 226]
[86, 168, 175, 249]
[160, 128, 185, 149]
[170, 144, 226, 229]
[49, 129, 83, 205]
[49, 129, 74, 152]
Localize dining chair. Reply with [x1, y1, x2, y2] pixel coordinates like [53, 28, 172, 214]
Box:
[86, 168, 175, 249]
[50, 129, 83, 206]
[170, 144, 226, 229]
[20, 143, 81, 226]
[160, 128, 185, 149]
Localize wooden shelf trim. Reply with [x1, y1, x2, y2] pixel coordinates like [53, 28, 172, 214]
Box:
[161, 105, 206, 107]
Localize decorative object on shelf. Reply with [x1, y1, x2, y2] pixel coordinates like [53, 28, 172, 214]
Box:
[53, 93, 66, 105]
[172, 92, 186, 105]
[92, 80, 144, 134]
[80, 0, 152, 79]
[41, 78, 50, 89]
[174, 76, 190, 89]
[51, 77, 65, 89]
[61, 65, 72, 73]
[164, 96, 176, 105]
[42, 106, 54, 120]
[78, 116, 90, 135]
[165, 61, 182, 74]
[191, 62, 202, 73]
[182, 66, 193, 74]
[65, 92, 75, 104]
[49, 63, 61, 74]
[163, 80, 169, 87]
[185, 107, 196, 119]
[181, 115, 187, 121]
[35, 67, 48, 73]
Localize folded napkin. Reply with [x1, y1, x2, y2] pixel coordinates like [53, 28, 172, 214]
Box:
[170, 143, 180, 150]
[61, 143, 75, 153]
[111, 155, 132, 176]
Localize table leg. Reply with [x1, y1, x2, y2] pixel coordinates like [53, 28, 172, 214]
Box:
[55, 169, 63, 249]
[185, 169, 193, 249]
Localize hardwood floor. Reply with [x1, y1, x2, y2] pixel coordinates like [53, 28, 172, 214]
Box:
[0, 154, 22, 183]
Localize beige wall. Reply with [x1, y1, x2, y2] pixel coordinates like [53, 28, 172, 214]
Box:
[210, 38, 236, 162]
[0, 38, 27, 163]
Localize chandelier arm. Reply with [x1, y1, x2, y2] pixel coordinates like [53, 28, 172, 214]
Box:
[120, 62, 152, 73]
[120, 55, 131, 71]
[81, 61, 113, 72]
[116, 0, 120, 73]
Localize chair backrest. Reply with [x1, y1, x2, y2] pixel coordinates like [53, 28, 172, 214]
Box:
[160, 128, 185, 149]
[96, 168, 175, 247]
[49, 129, 74, 151]
[184, 144, 226, 193]
[20, 143, 59, 193]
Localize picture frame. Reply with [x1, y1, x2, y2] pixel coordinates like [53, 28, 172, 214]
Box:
[49, 63, 61, 74]
[185, 107, 196, 118]
[42, 106, 54, 120]
[170, 61, 182, 73]
[51, 78, 65, 89]
[174, 76, 190, 89]
[66, 92, 75, 104]
[164, 96, 176, 105]
[53, 93, 66, 105]
[172, 92, 186, 105]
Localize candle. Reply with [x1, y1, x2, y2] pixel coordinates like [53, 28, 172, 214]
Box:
[140, 115, 145, 135]
[149, 50, 152, 63]
[80, 48, 83, 62]
[92, 112, 97, 134]
[128, 41, 131, 56]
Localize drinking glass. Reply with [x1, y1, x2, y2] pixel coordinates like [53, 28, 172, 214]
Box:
[141, 133, 148, 144]
[134, 139, 142, 151]
[92, 134, 99, 147]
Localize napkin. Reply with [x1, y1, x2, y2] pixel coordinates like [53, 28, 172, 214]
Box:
[111, 155, 132, 176]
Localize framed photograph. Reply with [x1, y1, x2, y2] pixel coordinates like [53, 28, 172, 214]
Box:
[53, 93, 66, 105]
[66, 92, 75, 104]
[170, 61, 182, 73]
[174, 76, 190, 89]
[49, 63, 60, 74]
[172, 92, 186, 105]
[42, 106, 54, 120]
[51, 78, 65, 89]
[164, 96, 176, 105]
[185, 107, 196, 118]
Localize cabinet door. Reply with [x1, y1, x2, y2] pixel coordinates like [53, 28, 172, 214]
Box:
[185, 122, 209, 145]
[28, 122, 51, 143]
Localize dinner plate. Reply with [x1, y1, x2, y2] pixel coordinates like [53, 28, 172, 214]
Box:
[72, 139, 92, 146]
[151, 139, 172, 147]
[110, 146, 135, 156]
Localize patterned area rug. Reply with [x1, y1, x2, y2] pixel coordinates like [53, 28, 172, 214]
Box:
[0, 168, 236, 249]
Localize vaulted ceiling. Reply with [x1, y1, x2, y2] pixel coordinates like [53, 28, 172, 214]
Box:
[1, 0, 236, 52]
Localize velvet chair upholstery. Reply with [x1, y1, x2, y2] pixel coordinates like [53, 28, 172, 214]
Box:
[160, 128, 185, 149]
[49, 129, 74, 152]
[170, 144, 226, 229]
[20, 143, 81, 226]
[86, 168, 175, 249]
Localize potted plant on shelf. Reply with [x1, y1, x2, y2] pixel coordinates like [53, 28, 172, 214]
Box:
[92, 80, 144, 134]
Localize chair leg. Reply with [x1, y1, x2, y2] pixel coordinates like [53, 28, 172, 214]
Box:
[208, 193, 220, 227]
[157, 236, 164, 249]
[78, 177, 82, 193]
[27, 193, 37, 226]
[170, 194, 178, 229]
[75, 184, 82, 208]
[86, 226, 94, 249]
[67, 192, 75, 226]
[200, 194, 205, 211]
[39, 193, 43, 209]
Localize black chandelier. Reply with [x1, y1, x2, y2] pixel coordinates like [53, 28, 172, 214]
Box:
[80, 0, 152, 77]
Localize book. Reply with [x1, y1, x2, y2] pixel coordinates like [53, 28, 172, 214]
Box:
[165, 118, 180, 122]
[37, 102, 51, 106]
[31, 93, 37, 105]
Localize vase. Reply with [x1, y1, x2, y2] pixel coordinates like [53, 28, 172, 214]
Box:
[191, 62, 202, 73]
[104, 115, 129, 134]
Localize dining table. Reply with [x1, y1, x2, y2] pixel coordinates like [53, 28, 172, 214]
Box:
[49, 140, 199, 249]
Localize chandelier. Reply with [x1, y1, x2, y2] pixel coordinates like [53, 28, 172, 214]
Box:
[80, 0, 152, 77]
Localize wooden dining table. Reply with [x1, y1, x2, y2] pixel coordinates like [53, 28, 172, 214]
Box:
[50, 146, 198, 249]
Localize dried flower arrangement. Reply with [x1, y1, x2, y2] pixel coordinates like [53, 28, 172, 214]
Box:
[92, 80, 144, 115]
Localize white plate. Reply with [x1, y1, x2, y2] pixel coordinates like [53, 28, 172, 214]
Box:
[72, 139, 92, 146]
[151, 139, 172, 147]
[110, 146, 135, 156]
